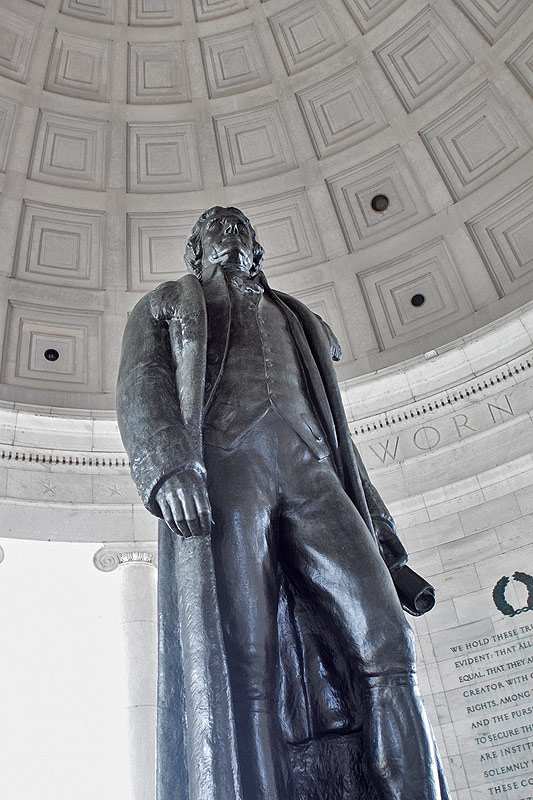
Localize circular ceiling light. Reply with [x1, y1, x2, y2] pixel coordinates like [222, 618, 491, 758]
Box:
[370, 194, 390, 212]
[411, 294, 426, 308]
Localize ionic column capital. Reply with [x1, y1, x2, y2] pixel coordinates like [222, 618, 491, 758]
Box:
[93, 544, 157, 572]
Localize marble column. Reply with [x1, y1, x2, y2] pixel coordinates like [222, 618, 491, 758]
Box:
[94, 544, 157, 800]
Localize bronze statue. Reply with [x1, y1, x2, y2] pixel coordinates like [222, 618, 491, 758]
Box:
[117, 206, 449, 800]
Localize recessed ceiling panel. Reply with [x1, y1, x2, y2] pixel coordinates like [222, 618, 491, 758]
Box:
[374, 5, 473, 112]
[420, 82, 531, 201]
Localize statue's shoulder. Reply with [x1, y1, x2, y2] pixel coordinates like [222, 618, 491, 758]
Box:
[272, 289, 306, 313]
[141, 274, 203, 321]
[273, 289, 342, 362]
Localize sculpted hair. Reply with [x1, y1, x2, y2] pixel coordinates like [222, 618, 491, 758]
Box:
[184, 206, 264, 281]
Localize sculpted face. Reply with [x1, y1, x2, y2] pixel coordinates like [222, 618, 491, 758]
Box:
[199, 211, 254, 276]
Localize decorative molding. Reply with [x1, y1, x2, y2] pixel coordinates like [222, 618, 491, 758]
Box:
[1, 359, 531, 475]
[451, 0, 528, 45]
[213, 102, 297, 185]
[93, 545, 157, 571]
[1, 357, 532, 468]
[341, 0, 406, 34]
[0, 9, 38, 84]
[60, 0, 114, 24]
[353, 386, 530, 473]
[350, 361, 529, 432]
[200, 24, 270, 98]
[0, 448, 128, 467]
[129, 0, 180, 27]
[419, 81, 531, 202]
[0, 545, 3, 564]
[127, 122, 201, 193]
[327, 145, 430, 251]
[29, 110, 108, 191]
[192, 0, 247, 22]
[243, 188, 325, 275]
[373, 5, 474, 113]
[268, 0, 345, 75]
[14, 200, 104, 289]
[128, 42, 190, 105]
[358, 237, 472, 350]
[2, 301, 101, 393]
[45, 30, 111, 102]
[0, 96, 17, 172]
[296, 64, 387, 158]
[466, 178, 533, 298]
[506, 33, 533, 98]
[127, 209, 199, 289]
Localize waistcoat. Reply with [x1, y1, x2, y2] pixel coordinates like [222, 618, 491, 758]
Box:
[203, 280, 329, 459]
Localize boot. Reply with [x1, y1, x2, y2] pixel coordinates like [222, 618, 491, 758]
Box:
[362, 674, 451, 800]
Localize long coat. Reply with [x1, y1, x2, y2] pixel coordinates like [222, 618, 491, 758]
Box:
[117, 268, 432, 800]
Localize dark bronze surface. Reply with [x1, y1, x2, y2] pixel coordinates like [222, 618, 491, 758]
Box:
[117, 206, 448, 800]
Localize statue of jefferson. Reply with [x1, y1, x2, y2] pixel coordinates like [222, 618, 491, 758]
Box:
[117, 206, 449, 800]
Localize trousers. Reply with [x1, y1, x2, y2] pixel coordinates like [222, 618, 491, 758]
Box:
[204, 408, 421, 800]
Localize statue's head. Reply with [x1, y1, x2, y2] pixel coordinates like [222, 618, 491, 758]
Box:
[185, 206, 264, 282]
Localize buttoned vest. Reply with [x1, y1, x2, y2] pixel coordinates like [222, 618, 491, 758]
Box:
[203, 281, 329, 459]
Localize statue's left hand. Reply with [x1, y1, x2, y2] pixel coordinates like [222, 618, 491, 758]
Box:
[375, 523, 408, 572]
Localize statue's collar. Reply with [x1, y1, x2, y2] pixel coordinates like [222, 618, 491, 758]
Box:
[204, 264, 264, 296]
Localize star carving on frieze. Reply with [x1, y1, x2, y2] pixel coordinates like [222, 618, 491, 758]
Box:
[108, 482, 122, 497]
[42, 479, 57, 496]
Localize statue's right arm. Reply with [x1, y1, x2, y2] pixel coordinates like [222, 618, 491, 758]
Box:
[116, 292, 211, 536]
[155, 469, 211, 537]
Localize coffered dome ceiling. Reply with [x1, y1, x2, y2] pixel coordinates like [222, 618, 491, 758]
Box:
[0, 0, 532, 411]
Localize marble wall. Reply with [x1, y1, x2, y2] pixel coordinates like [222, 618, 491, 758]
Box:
[345, 307, 533, 799]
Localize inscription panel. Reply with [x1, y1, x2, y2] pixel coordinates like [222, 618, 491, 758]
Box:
[430, 614, 533, 798]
